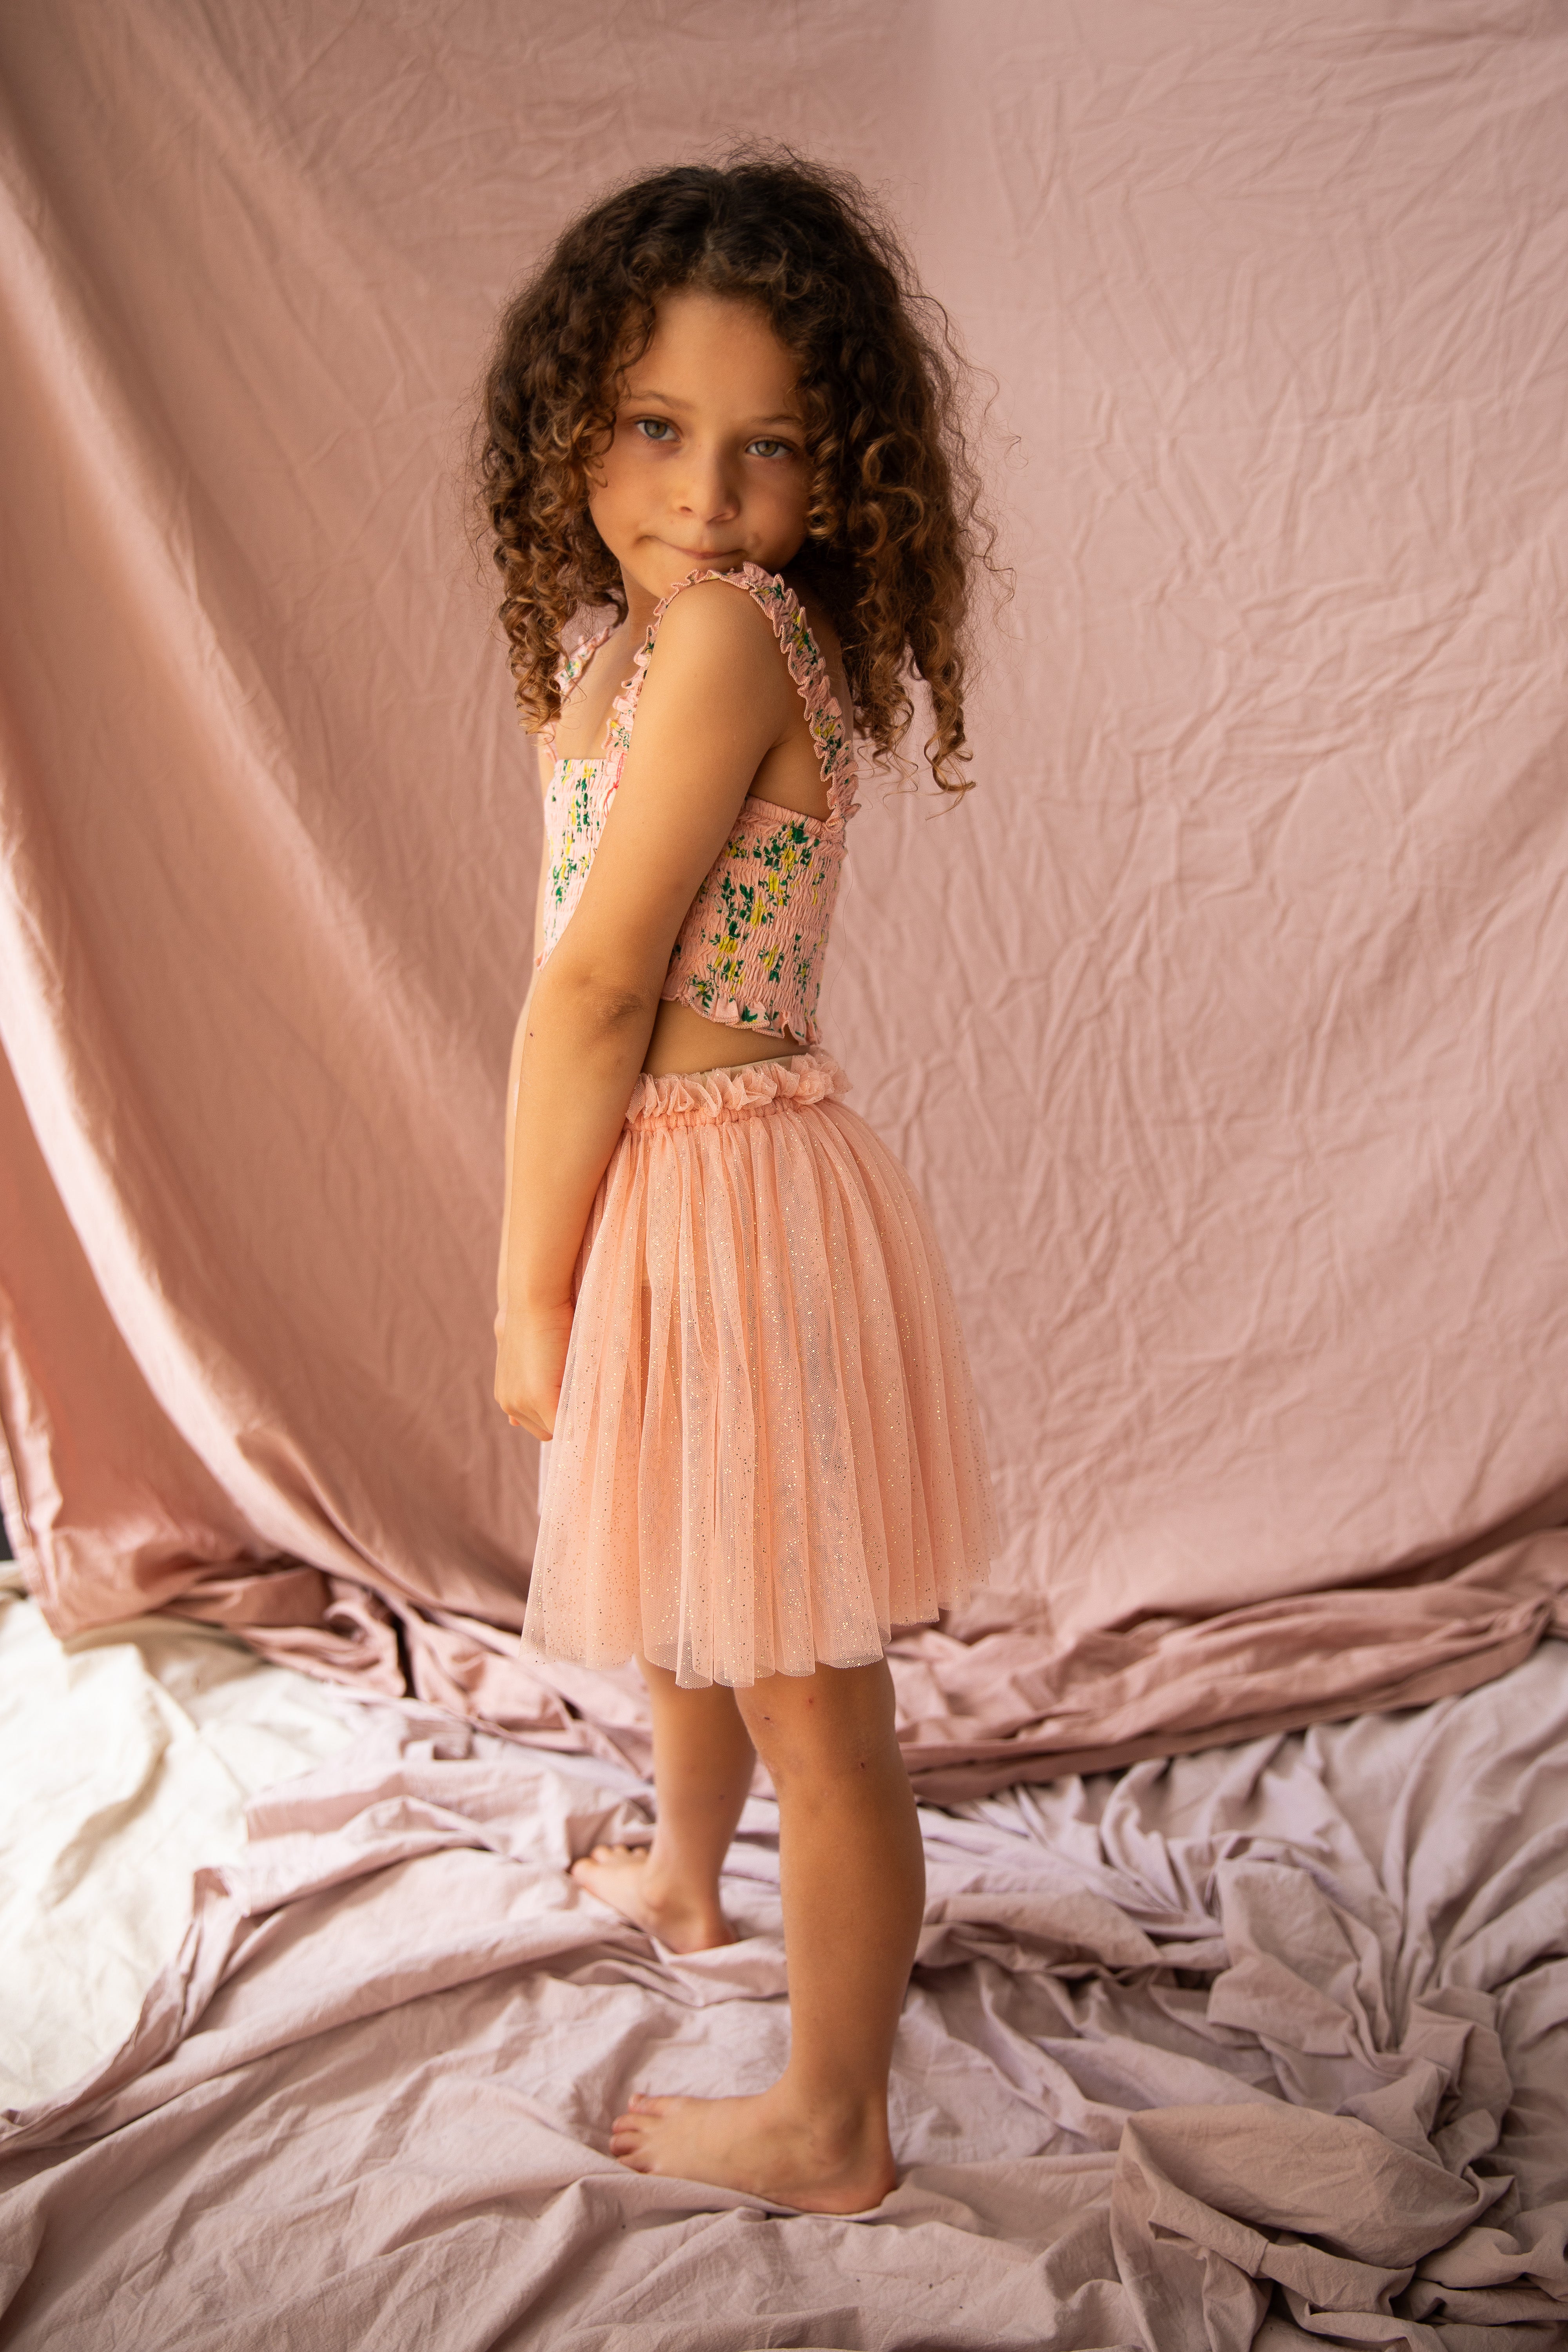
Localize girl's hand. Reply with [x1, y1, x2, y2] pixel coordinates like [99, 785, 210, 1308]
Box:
[494, 1298, 574, 1440]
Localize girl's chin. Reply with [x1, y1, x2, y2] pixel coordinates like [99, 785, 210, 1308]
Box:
[623, 539, 803, 593]
[652, 546, 752, 576]
[617, 551, 752, 604]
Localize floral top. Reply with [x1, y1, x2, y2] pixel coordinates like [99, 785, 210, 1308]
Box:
[535, 565, 859, 1043]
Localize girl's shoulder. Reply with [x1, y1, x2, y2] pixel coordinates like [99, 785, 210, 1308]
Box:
[631, 575, 799, 738]
[650, 566, 849, 723]
[647, 565, 792, 658]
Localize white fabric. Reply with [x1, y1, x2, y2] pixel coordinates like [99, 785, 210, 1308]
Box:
[0, 1584, 357, 2108]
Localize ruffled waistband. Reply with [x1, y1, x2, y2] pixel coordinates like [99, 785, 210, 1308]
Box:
[624, 1045, 850, 1131]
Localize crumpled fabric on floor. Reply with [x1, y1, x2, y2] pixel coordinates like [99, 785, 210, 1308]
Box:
[4, 1642, 1564, 2350]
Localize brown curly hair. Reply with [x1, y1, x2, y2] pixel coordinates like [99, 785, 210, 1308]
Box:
[474, 149, 998, 796]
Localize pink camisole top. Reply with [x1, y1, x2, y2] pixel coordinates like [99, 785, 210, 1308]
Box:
[534, 564, 858, 1044]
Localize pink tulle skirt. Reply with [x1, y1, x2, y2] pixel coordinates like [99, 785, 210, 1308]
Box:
[523, 1047, 996, 1688]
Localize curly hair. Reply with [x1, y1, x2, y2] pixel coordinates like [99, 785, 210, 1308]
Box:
[473, 149, 998, 797]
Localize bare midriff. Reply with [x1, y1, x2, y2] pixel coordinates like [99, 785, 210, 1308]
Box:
[641, 995, 804, 1077]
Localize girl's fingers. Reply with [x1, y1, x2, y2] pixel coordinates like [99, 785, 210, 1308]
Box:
[501, 1403, 555, 1440]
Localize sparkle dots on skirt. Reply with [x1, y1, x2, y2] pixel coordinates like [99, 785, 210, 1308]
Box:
[523, 1047, 996, 1689]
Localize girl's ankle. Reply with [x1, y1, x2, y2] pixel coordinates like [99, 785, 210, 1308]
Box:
[640, 1856, 726, 1929]
[644, 1842, 720, 1899]
[771, 2074, 889, 2147]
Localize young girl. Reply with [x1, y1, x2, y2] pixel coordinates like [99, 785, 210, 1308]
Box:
[478, 152, 997, 2214]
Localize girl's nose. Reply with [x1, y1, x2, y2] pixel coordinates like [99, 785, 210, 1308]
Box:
[676, 445, 739, 523]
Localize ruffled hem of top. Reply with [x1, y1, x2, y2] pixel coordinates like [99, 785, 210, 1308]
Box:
[608, 565, 860, 829]
[623, 1046, 849, 1130]
[653, 980, 823, 1042]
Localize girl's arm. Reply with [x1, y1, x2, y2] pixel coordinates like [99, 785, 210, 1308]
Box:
[494, 751, 554, 1327]
[495, 583, 797, 1440]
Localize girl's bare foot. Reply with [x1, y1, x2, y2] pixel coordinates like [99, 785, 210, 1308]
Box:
[570, 1843, 734, 1954]
[610, 2085, 896, 2213]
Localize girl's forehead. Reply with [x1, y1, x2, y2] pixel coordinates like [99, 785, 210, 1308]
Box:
[618, 291, 802, 407]
[641, 288, 787, 356]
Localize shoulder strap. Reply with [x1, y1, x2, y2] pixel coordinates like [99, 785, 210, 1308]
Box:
[606, 566, 858, 824]
[543, 619, 618, 752]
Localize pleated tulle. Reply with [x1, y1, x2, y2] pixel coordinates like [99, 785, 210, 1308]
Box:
[523, 1048, 996, 1688]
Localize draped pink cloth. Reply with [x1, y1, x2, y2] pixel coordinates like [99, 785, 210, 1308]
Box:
[3, 0, 1567, 1782]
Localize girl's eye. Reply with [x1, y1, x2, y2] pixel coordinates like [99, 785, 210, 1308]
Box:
[748, 438, 794, 459]
[634, 417, 676, 443]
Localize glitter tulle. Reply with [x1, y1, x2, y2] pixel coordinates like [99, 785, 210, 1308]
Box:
[523, 1046, 997, 1688]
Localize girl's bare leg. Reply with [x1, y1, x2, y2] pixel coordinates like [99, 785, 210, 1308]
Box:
[609, 1657, 923, 2212]
[571, 1655, 755, 1953]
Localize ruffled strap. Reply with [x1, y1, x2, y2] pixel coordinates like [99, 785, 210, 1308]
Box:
[541, 618, 618, 754]
[605, 566, 859, 827]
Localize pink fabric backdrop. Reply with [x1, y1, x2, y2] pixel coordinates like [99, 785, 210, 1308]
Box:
[3, 0, 1567, 1782]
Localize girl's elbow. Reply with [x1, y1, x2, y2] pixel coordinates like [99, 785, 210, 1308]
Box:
[545, 953, 658, 1036]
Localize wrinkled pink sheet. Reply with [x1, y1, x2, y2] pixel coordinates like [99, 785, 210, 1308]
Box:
[4, 0, 1568, 1780]
[4, 1643, 1565, 2350]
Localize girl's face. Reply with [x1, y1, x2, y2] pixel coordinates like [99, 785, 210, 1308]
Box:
[587, 290, 811, 611]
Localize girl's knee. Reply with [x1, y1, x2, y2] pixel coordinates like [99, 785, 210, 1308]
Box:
[736, 1660, 897, 1782]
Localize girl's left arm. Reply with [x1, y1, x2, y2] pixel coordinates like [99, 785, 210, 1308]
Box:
[494, 583, 795, 1439]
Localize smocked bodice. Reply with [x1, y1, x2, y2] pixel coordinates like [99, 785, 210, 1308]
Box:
[535, 565, 858, 1043]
